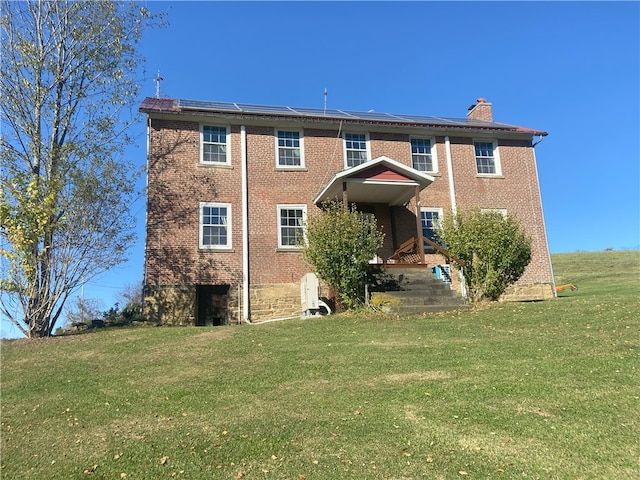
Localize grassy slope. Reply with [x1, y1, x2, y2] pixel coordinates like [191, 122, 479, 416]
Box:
[1, 251, 639, 479]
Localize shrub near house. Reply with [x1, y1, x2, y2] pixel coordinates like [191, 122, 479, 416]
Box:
[438, 208, 532, 302]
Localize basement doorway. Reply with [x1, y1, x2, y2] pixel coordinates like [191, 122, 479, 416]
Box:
[196, 285, 230, 326]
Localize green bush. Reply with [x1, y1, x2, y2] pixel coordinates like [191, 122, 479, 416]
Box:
[301, 202, 384, 309]
[437, 208, 532, 301]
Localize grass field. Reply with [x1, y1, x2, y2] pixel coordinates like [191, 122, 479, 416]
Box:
[1, 251, 639, 479]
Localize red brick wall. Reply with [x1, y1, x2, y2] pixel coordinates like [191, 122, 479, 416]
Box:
[447, 137, 553, 284]
[145, 115, 553, 305]
[145, 118, 244, 286]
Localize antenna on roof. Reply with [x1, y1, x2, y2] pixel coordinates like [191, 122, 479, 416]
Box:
[323, 88, 327, 115]
[155, 70, 163, 98]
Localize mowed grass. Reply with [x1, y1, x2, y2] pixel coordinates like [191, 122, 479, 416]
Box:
[1, 251, 638, 479]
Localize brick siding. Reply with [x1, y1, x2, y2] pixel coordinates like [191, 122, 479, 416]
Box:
[144, 104, 554, 323]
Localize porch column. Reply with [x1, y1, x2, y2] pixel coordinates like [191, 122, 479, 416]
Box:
[414, 185, 425, 263]
[342, 181, 348, 210]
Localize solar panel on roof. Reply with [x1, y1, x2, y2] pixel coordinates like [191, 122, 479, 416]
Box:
[174, 98, 527, 131]
[236, 103, 295, 115]
[286, 107, 328, 116]
[340, 110, 399, 121]
[282, 107, 357, 119]
[179, 99, 241, 112]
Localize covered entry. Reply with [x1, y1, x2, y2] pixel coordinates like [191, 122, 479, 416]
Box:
[313, 156, 435, 263]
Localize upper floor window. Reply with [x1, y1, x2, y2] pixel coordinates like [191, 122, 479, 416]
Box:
[420, 207, 443, 249]
[474, 141, 501, 175]
[481, 208, 508, 218]
[200, 202, 231, 249]
[344, 133, 369, 168]
[411, 138, 437, 173]
[277, 204, 307, 249]
[276, 130, 304, 168]
[201, 125, 230, 165]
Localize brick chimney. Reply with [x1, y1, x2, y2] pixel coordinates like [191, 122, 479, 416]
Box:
[467, 98, 493, 122]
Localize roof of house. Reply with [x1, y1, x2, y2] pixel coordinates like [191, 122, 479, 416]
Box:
[140, 97, 547, 136]
[313, 156, 435, 206]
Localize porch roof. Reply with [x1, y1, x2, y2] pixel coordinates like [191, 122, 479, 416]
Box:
[313, 156, 435, 207]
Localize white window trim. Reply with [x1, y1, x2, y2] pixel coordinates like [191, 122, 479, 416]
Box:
[410, 136, 438, 173]
[277, 204, 307, 249]
[200, 124, 231, 166]
[474, 139, 501, 176]
[199, 202, 232, 250]
[343, 132, 371, 169]
[481, 208, 508, 218]
[274, 128, 305, 169]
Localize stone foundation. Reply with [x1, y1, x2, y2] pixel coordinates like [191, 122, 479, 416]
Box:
[499, 283, 556, 302]
[249, 283, 301, 322]
[144, 282, 306, 326]
[144, 285, 195, 325]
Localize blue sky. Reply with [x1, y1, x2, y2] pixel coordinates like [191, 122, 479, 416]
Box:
[2, 1, 638, 338]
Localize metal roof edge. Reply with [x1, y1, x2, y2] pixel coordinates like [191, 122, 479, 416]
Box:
[139, 97, 547, 135]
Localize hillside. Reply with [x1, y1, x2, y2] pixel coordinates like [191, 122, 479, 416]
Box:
[1, 251, 638, 479]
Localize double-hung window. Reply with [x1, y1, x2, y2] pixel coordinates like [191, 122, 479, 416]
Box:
[200, 202, 231, 249]
[474, 141, 500, 175]
[420, 207, 443, 249]
[277, 205, 307, 248]
[276, 130, 304, 168]
[411, 138, 437, 173]
[201, 125, 229, 165]
[344, 133, 369, 168]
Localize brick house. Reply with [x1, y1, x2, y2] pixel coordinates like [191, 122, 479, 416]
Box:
[141, 97, 555, 325]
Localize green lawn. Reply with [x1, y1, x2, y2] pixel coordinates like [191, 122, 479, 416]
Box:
[1, 251, 639, 479]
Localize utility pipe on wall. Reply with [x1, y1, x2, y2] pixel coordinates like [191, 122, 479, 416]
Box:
[445, 136, 457, 215]
[241, 125, 251, 323]
[445, 136, 466, 299]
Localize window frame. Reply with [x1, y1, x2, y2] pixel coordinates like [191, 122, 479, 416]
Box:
[420, 207, 443, 250]
[277, 204, 307, 249]
[274, 128, 305, 169]
[199, 202, 232, 250]
[473, 140, 501, 176]
[200, 124, 231, 166]
[481, 208, 508, 218]
[343, 132, 370, 168]
[410, 137, 438, 173]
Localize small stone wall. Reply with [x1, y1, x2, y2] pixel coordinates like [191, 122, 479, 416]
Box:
[499, 283, 556, 302]
[249, 283, 301, 322]
[144, 285, 196, 325]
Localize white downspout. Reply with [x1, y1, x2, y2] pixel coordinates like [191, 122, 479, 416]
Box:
[142, 117, 151, 309]
[445, 136, 457, 215]
[445, 136, 466, 299]
[241, 126, 251, 323]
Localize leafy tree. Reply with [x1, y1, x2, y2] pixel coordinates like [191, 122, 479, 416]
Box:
[301, 202, 384, 309]
[437, 208, 532, 302]
[0, 1, 162, 337]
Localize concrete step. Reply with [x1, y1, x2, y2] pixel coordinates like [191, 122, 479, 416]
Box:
[384, 290, 461, 302]
[369, 266, 465, 315]
[386, 304, 470, 315]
